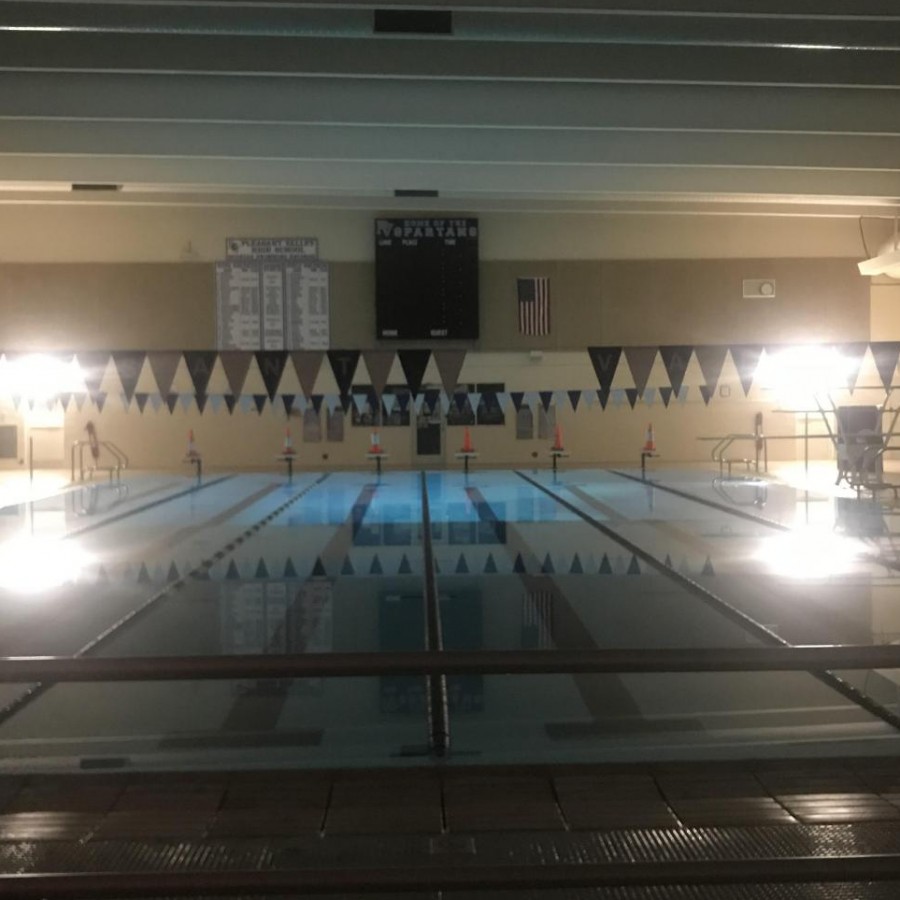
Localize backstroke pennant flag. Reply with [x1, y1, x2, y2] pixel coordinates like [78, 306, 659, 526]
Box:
[517, 277, 550, 336]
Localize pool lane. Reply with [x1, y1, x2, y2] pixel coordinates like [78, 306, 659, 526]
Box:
[1, 469, 899, 771]
[423, 470, 898, 763]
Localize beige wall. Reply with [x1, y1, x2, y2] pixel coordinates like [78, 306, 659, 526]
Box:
[0, 203, 885, 470]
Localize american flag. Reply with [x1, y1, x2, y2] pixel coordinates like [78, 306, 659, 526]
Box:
[522, 591, 554, 649]
[517, 277, 550, 336]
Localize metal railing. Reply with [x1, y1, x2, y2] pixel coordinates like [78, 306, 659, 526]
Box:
[71, 439, 129, 483]
[704, 433, 768, 477]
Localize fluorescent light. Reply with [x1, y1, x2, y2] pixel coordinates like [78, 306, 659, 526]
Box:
[755, 530, 861, 579]
[0, 535, 93, 594]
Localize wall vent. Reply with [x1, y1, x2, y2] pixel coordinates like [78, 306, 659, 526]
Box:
[71, 183, 122, 192]
[374, 10, 452, 35]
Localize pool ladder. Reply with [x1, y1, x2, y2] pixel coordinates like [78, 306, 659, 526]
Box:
[71, 439, 129, 484]
[710, 433, 768, 478]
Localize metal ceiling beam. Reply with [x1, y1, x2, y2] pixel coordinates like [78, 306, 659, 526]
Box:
[2, 74, 900, 135]
[0, 155, 898, 200]
[1, 32, 899, 87]
[3, 120, 900, 171]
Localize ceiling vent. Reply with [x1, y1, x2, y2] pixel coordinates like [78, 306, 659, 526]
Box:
[374, 10, 452, 35]
[394, 189, 439, 198]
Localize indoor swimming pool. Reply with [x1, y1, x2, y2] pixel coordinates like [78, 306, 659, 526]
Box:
[0, 465, 899, 771]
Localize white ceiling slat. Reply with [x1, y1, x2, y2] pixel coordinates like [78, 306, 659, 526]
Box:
[3, 120, 900, 173]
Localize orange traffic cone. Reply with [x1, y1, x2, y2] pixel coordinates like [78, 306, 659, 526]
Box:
[186, 429, 200, 459]
[461, 426, 475, 453]
[551, 424, 565, 452]
[282, 425, 296, 456]
[370, 431, 383, 455]
[642, 423, 656, 453]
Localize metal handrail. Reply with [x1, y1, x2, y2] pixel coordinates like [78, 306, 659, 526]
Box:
[71, 440, 128, 483]
[705, 433, 767, 477]
[2, 645, 900, 682]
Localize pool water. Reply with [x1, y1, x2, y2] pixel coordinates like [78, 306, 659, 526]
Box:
[0, 466, 898, 771]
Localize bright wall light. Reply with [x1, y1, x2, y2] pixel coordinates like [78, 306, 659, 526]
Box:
[754, 530, 861, 579]
[756, 346, 854, 409]
[0, 534, 93, 594]
[0, 355, 86, 404]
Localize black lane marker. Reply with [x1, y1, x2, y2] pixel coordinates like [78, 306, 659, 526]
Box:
[421, 472, 450, 758]
[0, 474, 330, 729]
[516, 469, 900, 734]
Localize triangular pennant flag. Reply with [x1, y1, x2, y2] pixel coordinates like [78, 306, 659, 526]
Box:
[183, 351, 217, 398]
[179, 393, 193, 411]
[539, 391, 554, 412]
[484, 553, 498, 574]
[870, 342, 900, 391]
[432, 350, 467, 395]
[353, 393, 370, 414]
[677, 385, 690, 404]
[598, 553, 613, 574]
[587, 347, 623, 393]
[439, 391, 451, 415]
[623, 346, 658, 395]
[455, 553, 469, 574]
[239, 395, 255, 413]
[413, 393, 426, 414]
[134, 393, 149, 413]
[624, 388, 639, 409]
[397, 349, 432, 395]
[382, 392, 397, 415]
[659, 346, 693, 395]
[224, 394, 237, 414]
[658, 386, 673, 407]
[627, 555, 641, 575]
[326, 349, 360, 399]
[112, 351, 146, 402]
[541, 553, 555, 574]
[699, 384, 716, 405]
[695, 345, 728, 397]
[567, 390, 581, 411]
[341, 556, 355, 576]
[283, 557, 298, 579]
[195, 392, 208, 414]
[281, 394, 296, 416]
[75, 351, 110, 399]
[701, 556, 716, 576]
[730, 344, 764, 396]
[311, 557, 327, 577]
[361, 350, 395, 397]
[582, 389, 596, 408]
[398, 554, 412, 575]
[225, 560, 241, 580]
[167, 562, 180, 582]
[841, 342, 868, 392]
[254, 351, 288, 401]
[93, 392, 107, 412]
[496, 392, 512, 414]
[148, 394, 162, 412]
[137, 563, 152, 584]
[324, 394, 340, 414]
[255, 558, 269, 579]
[217, 351, 254, 397]
[253, 394, 267, 414]
[370, 554, 383, 575]
[570, 553, 584, 574]
[59, 393, 72, 412]
[147, 351, 182, 397]
[643, 387, 656, 406]
[468, 391, 481, 413]
[290, 351, 326, 399]
[598, 388, 611, 409]
[513, 553, 527, 573]
[510, 391, 525, 412]
[424, 388, 441, 411]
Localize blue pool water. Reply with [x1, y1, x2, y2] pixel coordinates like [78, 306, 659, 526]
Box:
[0, 466, 898, 771]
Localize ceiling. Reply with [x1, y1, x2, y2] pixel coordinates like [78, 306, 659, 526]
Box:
[1, 0, 899, 217]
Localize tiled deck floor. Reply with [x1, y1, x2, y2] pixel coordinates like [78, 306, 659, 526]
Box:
[2, 758, 900, 897]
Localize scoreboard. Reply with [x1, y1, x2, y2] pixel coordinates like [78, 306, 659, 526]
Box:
[375, 218, 479, 340]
